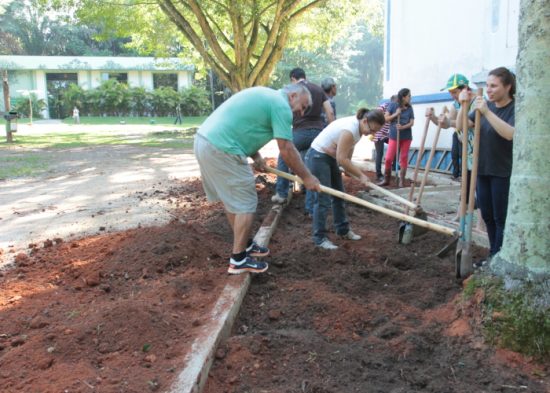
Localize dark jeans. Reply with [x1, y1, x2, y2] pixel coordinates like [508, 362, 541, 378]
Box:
[476, 175, 510, 256]
[275, 128, 321, 213]
[306, 148, 350, 245]
[451, 132, 462, 177]
[374, 138, 387, 178]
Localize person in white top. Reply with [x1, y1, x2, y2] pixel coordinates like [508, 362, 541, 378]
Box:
[306, 108, 385, 249]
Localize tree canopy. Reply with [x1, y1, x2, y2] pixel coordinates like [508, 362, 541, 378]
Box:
[67, 0, 379, 92]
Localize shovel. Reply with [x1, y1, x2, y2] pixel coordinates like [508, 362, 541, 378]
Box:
[398, 109, 432, 244]
[455, 88, 483, 279]
[399, 106, 448, 243]
[265, 166, 458, 237]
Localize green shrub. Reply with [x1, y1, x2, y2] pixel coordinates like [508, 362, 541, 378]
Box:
[150, 86, 180, 117]
[128, 87, 151, 116]
[50, 82, 210, 117]
[179, 86, 211, 116]
[12, 93, 47, 119]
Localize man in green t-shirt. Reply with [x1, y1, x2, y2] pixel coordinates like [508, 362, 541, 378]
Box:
[194, 84, 321, 274]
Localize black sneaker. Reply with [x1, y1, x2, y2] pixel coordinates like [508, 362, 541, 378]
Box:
[228, 257, 268, 274]
[246, 241, 270, 257]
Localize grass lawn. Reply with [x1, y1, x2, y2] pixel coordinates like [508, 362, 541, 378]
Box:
[60, 116, 205, 127]
[1, 116, 206, 149]
[0, 116, 206, 178]
[0, 154, 50, 180]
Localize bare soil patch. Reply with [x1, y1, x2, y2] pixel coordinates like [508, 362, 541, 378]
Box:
[204, 176, 549, 393]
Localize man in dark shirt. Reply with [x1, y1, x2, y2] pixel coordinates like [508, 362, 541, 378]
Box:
[272, 68, 335, 215]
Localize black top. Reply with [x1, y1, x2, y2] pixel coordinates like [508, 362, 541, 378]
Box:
[470, 100, 514, 177]
[293, 80, 328, 131]
[387, 102, 414, 140]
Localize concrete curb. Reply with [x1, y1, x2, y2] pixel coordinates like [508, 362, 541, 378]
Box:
[168, 196, 292, 393]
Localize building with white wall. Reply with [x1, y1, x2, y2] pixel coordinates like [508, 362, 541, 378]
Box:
[0, 56, 194, 118]
[383, 0, 519, 151]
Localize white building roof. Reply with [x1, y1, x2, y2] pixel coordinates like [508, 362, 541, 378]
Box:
[0, 55, 194, 72]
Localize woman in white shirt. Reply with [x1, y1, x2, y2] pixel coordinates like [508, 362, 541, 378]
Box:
[306, 108, 385, 249]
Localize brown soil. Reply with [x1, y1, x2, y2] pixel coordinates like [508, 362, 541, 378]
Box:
[204, 175, 549, 392]
[0, 178, 237, 393]
[1, 169, 548, 393]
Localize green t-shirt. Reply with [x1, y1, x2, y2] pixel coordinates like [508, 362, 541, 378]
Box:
[198, 87, 293, 156]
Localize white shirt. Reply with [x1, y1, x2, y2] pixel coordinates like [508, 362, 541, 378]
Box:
[310, 116, 362, 157]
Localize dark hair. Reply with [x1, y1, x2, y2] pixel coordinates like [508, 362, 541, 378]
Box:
[397, 88, 411, 106]
[356, 107, 385, 125]
[289, 67, 306, 80]
[489, 67, 516, 98]
[390, 95, 397, 102]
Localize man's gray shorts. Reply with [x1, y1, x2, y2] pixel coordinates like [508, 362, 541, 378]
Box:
[194, 134, 257, 214]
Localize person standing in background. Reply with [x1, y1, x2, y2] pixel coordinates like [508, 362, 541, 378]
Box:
[174, 104, 182, 125]
[374, 95, 397, 182]
[378, 88, 414, 187]
[72, 106, 80, 124]
[272, 68, 335, 217]
[321, 77, 337, 128]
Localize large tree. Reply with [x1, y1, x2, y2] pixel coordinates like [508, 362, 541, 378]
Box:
[73, 0, 340, 91]
[491, 0, 550, 282]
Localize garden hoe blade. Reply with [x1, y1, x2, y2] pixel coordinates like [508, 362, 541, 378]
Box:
[399, 108, 444, 244]
[437, 236, 458, 258]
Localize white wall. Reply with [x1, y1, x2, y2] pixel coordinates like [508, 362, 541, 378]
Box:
[383, 0, 519, 149]
[35, 70, 49, 119]
[177, 71, 192, 90]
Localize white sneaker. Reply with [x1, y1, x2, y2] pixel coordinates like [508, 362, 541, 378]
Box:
[271, 194, 287, 204]
[317, 239, 338, 250]
[340, 230, 361, 240]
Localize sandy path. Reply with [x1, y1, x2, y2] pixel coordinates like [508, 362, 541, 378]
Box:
[0, 144, 202, 266]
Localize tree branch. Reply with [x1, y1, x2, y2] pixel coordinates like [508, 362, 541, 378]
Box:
[157, 0, 232, 86]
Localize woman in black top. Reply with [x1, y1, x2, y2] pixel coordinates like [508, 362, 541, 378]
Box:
[457, 67, 515, 266]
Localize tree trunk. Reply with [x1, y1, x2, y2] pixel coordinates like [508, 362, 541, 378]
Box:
[491, 0, 550, 282]
[3, 70, 13, 143]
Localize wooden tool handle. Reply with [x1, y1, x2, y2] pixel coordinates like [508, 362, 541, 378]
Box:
[459, 98, 469, 218]
[405, 112, 432, 214]
[467, 88, 483, 214]
[266, 167, 457, 237]
[365, 181, 418, 209]
[415, 106, 448, 205]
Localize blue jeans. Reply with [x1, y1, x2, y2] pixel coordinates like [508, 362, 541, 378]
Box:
[275, 128, 321, 214]
[476, 175, 510, 256]
[374, 138, 387, 178]
[306, 148, 350, 245]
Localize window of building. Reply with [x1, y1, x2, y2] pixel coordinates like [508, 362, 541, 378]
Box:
[101, 72, 128, 84]
[491, 0, 500, 33]
[153, 73, 178, 90]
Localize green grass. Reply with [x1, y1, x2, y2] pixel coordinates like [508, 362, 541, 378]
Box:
[60, 116, 205, 127]
[6, 129, 196, 149]
[0, 154, 50, 179]
[0, 116, 205, 149]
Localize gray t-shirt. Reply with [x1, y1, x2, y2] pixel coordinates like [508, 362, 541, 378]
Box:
[470, 100, 514, 177]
